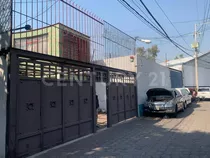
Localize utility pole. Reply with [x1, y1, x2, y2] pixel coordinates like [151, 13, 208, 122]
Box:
[194, 24, 199, 91]
[165, 53, 168, 66]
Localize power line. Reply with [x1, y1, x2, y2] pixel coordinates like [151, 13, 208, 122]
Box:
[118, 0, 192, 53]
[173, 19, 204, 24]
[154, 0, 192, 50]
[117, 0, 210, 64]
[200, 0, 210, 48]
[138, 0, 194, 54]
[130, 0, 160, 29]
[14, 0, 59, 29]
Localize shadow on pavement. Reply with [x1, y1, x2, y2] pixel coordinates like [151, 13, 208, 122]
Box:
[31, 102, 210, 158]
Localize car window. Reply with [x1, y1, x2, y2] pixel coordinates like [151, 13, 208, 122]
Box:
[183, 89, 190, 95]
[181, 89, 186, 95]
[175, 90, 181, 96]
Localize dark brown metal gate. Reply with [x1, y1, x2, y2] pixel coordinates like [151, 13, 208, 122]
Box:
[7, 49, 96, 158]
[107, 72, 137, 126]
[7, 49, 137, 158]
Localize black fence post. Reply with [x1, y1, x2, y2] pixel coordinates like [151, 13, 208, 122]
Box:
[106, 70, 112, 127]
[92, 67, 97, 133]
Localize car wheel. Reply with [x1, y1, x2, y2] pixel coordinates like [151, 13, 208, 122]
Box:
[184, 102, 187, 109]
[171, 105, 178, 118]
[181, 103, 185, 112]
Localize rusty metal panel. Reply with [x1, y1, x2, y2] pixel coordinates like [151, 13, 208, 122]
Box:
[17, 80, 41, 137]
[63, 82, 79, 125]
[42, 82, 62, 129]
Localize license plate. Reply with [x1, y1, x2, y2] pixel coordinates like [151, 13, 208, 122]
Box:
[156, 106, 160, 110]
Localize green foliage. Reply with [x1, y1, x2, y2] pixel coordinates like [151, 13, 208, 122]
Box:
[136, 47, 146, 57]
[136, 45, 160, 61]
[147, 45, 160, 60]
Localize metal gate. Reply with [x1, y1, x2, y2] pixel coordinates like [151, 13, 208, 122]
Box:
[7, 49, 96, 158]
[7, 49, 137, 157]
[107, 72, 137, 126]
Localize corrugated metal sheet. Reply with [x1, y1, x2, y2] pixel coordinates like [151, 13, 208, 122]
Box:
[183, 65, 210, 87]
[170, 69, 183, 88]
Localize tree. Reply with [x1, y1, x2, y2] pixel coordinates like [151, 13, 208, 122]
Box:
[147, 45, 160, 60]
[136, 47, 146, 57]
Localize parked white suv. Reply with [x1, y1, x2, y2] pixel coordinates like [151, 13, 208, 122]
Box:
[197, 88, 210, 100]
[175, 88, 192, 109]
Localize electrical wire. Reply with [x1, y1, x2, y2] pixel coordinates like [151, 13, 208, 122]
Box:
[138, 0, 194, 54]
[199, 0, 210, 47]
[154, 0, 192, 50]
[14, 0, 59, 29]
[117, 0, 210, 64]
[118, 0, 188, 50]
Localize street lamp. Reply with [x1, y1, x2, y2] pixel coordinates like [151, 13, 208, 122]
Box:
[135, 36, 152, 44]
[134, 36, 152, 57]
[12, 24, 32, 31]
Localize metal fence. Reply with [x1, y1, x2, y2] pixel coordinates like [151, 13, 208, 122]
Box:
[11, 0, 136, 69]
[0, 0, 12, 51]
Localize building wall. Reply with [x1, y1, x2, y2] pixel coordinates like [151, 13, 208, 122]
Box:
[96, 82, 107, 112]
[137, 56, 171, 105]
[183, 64, 210, 87]
[13, 25, 60, 56]
[100, 55, 136, 72]
[0, 56, 7, 157]
[12, 23, 91, 62]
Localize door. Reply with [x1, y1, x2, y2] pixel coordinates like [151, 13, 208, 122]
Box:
[175, 90, 183, 111]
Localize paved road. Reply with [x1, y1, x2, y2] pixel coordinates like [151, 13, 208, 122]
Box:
[32, 102, 210, 158]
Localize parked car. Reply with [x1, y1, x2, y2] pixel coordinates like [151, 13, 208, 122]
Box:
[175, 88, 192, 108]
[197, 87, 210, 100]
[188, 88, 197, 102]
[144, 88, 185, 117]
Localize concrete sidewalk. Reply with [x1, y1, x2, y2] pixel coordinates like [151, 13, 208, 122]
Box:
[31, 102, 210, 158]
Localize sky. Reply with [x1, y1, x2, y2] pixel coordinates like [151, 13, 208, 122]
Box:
[73, 0, 210, 62]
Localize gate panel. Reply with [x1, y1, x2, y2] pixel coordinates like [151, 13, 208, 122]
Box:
[124, 85, 131, 119]
[109, 83, 118, 125]
[17, 80, 41, 156]
[118, 84, 125, 122]
[42, 82, 62, 147]
[43, 130, 62, 148]
[17, 135, 41, 157]
[63, 82, 79, 141]
[79, 82, 93, 136]
[17, 80, 41, 137]
[130, 84, 137, 117]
